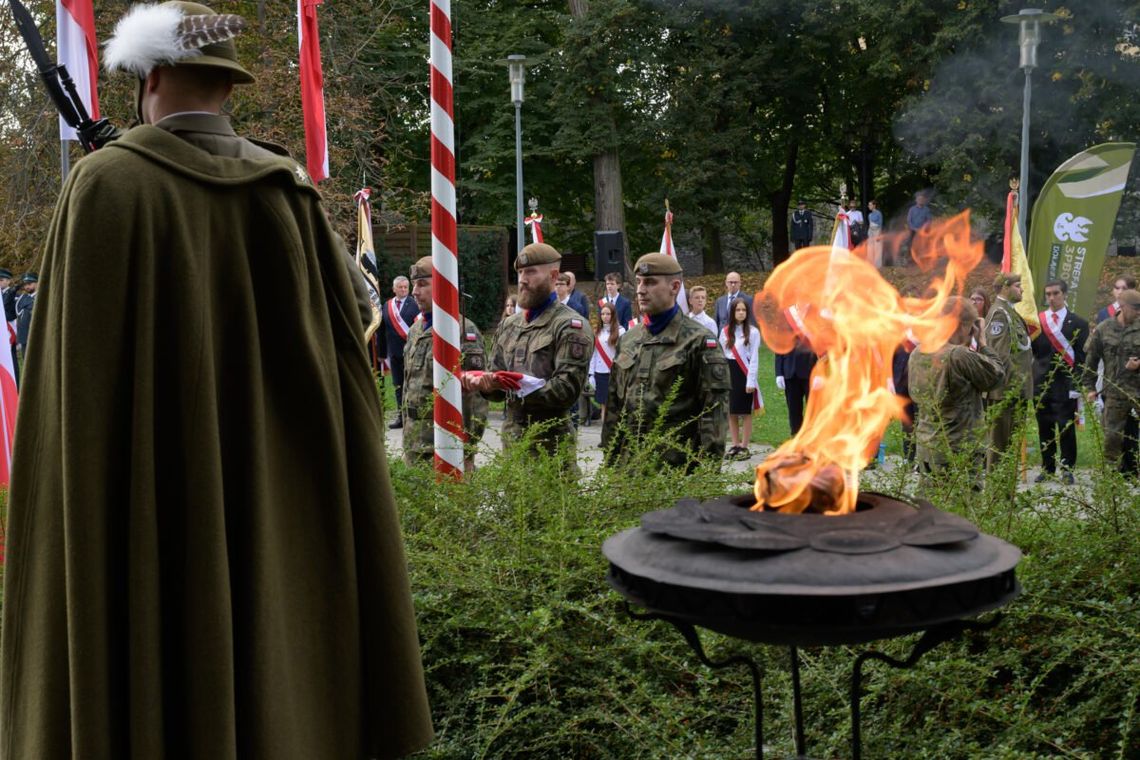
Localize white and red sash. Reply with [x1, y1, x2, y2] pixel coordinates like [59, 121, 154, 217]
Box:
[594, 334, 616, 370]
[387, 298, 411, 340]
[1039, 311, 1075, 367]
[1108, 302, 1119, 318]
[723, 327, 762, 410]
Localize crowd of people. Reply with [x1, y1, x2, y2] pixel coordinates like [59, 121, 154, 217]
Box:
[378, 258, 1140, 483]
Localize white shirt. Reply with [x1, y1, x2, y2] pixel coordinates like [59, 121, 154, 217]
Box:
[589, 325, 625, 376]
[1044, 306, 1067, 328]
[688, 311, 717, 336]
[847, 209, 864, 226]
[719, 324, 761, 390]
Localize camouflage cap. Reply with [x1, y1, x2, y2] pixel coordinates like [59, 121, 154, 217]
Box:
[410, 256, 433, 281]
[1119, 289, 1140, 308]
[634, 252, 683, 277]
[514, 243, 561, 271]
[992, 272, 1021, 291]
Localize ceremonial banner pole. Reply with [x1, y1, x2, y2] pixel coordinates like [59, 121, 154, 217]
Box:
[430, 0, 464, 478]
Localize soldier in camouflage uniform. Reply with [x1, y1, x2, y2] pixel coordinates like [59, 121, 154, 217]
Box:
[465, 243, 593, 455]
[402, 257, 488, 470]
[601, 253, 730, 469]
[909, 297, 1006, 473]
[1083, 288, 1140, 469]
[984, 273, 1033, 468]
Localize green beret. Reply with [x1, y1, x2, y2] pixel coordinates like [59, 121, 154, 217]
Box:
[514, 243, 561, 271]
[633, 252, 682, 277]
[1119, 289, 1140, 308]
[992, 272, 1020, 291]
[410, 256, 433, 281]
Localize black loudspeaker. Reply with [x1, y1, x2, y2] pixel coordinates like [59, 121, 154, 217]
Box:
[594, 230, 625, 278]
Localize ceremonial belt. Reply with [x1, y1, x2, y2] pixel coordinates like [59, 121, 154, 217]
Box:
[387, 298, 411, 340]
[1039, 311, 1075, 367]
[594, 335, 615, 370]
[724, 327, 762, 411]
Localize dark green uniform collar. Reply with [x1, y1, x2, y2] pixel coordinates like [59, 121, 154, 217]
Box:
[105, 124, 315, 191]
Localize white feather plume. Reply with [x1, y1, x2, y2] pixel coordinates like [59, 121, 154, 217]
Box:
[104, 4, 200, 78]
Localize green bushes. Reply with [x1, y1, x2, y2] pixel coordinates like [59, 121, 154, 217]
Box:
[397, 425, 1140, 758]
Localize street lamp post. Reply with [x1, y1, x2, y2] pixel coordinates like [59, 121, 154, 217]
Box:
[1001, 8, 1057, 237]
[508, 54, 527, 253]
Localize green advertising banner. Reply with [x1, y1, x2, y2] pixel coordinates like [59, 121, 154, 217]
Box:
[1028, 142, 1136, 318]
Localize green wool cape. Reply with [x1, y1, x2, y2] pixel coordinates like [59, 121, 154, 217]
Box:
[0, 124, 432, 759]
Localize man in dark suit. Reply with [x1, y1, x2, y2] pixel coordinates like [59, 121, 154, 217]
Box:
[14, 273, 37, 353]
[565, 271, 591, 320]
[377, 275, 419, 428]
[1032, 279, 1089, 484]
[598, 272, 632, 326]
[714, 271, 752, 334]
[775, 337, 817, 435]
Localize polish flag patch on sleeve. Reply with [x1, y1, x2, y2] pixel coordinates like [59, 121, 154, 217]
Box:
[705, 338, 718, 348]
[570, 318, 583, 329]
[465, 332, 477, 341]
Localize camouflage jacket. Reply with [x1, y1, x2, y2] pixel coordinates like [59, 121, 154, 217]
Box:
[984, 297, 1033, 401]
[487, 301, 593, 452]
[908, 343, 1005, 466]
[601, 311, 730, 468]
[1083, 317, 1140, 401]
[402, 315, 489, 464]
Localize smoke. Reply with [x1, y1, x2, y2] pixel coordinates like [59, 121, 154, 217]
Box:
[894, 0, 1140, 217]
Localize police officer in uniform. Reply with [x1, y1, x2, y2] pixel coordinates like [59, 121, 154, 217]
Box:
[1083, 288, 1140, 471]
[790, 200, 813, 251]
[14, 272, 37, 355]
[466, 242, 593, 455]
[602, 252, 730, 469]
[402, 257, 488, 470]
[984, 272, 1033, 468]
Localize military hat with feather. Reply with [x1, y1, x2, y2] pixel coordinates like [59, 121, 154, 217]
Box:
[104, 2, 254, 84]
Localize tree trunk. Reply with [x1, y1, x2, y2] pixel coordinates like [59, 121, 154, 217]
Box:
[568, 0, 631, 281]
[770, 139, 799, 267]
[702, 223, 725, 274]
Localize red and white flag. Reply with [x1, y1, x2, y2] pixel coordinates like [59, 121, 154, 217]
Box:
[56, 0, 99, 141]
[0, 324, 18, 487]
[298, 0, 328, 183]
[660, 203, 686, 312]
[525, 211, 544, 243]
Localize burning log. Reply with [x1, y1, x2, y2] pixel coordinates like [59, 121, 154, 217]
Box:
[754, 452, 850, 514]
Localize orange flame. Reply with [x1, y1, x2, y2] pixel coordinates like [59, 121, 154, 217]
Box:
[753, 212, 983, 514]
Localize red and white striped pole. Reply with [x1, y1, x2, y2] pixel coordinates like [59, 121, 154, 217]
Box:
[430, 0, 464, 478]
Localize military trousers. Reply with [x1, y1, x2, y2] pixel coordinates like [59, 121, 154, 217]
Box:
[986, 394, 1028, 470]
[1102, 394, 1140, 469]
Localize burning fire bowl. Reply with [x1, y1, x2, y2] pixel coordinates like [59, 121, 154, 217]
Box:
[604, 492, 1020, 646]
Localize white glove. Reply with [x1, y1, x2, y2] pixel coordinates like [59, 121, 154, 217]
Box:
[775, 376, 786, 390]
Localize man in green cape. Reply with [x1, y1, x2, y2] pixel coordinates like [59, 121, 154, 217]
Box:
[0, 3, 432, 758]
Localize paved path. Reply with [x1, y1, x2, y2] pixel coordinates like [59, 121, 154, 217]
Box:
[385, 413, 1108, 498]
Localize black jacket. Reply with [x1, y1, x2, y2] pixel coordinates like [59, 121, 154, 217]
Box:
[1032, 310, 1089, 404]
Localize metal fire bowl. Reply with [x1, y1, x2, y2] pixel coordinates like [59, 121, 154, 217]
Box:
[603, 492, 1021, 646]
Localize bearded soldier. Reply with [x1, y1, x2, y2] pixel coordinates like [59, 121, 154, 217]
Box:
[602, 253, 730, 468]
[984, 272, 1033, 468]
[0, 4, 432, 757]
[402, 256, 488, 469]
[466, 242, 593, 456]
